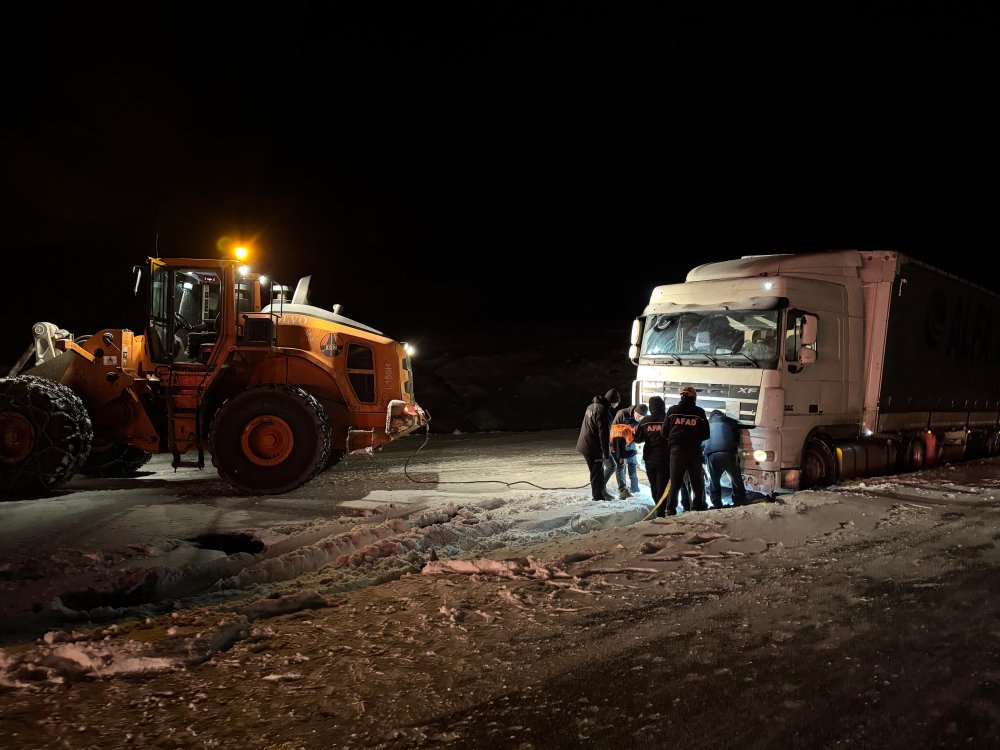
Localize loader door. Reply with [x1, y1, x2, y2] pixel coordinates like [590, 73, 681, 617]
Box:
[148, 262, 223, 364]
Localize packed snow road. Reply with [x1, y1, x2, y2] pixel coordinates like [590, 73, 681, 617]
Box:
[0, 429, 652, 642]
[2, 454, 1000, 748]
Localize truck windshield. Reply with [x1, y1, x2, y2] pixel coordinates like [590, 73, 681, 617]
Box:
[641, 310, 780, 364]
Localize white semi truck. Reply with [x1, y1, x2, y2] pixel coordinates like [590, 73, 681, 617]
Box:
[629, 250, 1000, 494]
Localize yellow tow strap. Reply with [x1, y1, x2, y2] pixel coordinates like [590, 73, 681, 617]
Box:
[640, 480, 672, 522]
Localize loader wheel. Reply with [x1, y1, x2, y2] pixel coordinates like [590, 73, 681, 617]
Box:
[82, 439, 153, 478]
[0, 375, 93, 497]
[324, 449, 346, 470]
[209, 385, 331, 494]
[800, 438, 838, 489]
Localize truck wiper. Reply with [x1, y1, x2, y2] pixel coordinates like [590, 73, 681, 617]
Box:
[733, 352, 759, 367]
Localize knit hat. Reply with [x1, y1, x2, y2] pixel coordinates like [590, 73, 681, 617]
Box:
[680, 386, 697, 398]
[605, 389, 621, 404]
[633, 404, 649, 417]
[648, 395, 665, 414]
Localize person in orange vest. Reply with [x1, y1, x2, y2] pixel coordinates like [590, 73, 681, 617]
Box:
[605, 403, 649, 498]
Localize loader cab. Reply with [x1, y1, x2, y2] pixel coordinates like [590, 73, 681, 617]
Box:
[148, 262, 225, 364]
[143, 257, 270, 366]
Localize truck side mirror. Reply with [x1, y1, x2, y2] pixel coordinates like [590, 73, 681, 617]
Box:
[630, 318, 643, 346]
[796, 313, 818, 365]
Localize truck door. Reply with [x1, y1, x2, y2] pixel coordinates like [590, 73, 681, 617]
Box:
[781, 308, 847, 424]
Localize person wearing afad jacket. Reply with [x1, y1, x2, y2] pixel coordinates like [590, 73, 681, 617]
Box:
[636, 397, 693, 517]
[634, 396, 670, 515]
[663, 386, 711, 515]
[576, 388, 620, 501]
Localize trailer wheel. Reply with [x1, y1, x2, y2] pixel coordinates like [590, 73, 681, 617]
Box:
[0, 375, 93, 497]
[82, 439, 153, 478]
[986, 431, 1000, 457]
[902, 435, 927, 472]
[209, 385, 331, 494]
[800, 438, 837, 489]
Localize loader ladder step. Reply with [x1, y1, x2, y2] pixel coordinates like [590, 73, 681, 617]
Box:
[172, 447, 205, 470]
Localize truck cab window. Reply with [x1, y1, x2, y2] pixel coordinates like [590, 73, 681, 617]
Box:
[784, 310, 818, 364]
[641, 310, 780, 366]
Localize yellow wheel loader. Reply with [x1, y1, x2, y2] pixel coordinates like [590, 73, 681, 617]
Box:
[1, 256, 428, 497]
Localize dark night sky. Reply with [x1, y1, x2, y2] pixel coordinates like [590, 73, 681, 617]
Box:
[2, 3, 997, 366]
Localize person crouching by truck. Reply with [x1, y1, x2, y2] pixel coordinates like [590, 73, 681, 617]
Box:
[576, 388, 621, 501]
[606, 403, 649, 499]
[664, 386, 710, 515]
[703, 409, 748, 508]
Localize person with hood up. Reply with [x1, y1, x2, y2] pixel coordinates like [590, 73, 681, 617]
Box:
[634, 396, 671, 515]
[576, 388, 620, 501]
[663, 386, 711, 515]
[703, 408, 748, 508]
[635, 396, 691, 516]
[605, 403, 649, 499]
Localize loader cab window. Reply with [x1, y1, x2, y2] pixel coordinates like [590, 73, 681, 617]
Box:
[346, 344, 376, 403]
[148, 265, 223, 364]
[235, 279, 255, 315]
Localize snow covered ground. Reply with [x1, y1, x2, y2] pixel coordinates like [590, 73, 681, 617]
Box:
[3, 429, 1000, 748]
[0, 430, 1000, 684]
[0, 429, 655, 642]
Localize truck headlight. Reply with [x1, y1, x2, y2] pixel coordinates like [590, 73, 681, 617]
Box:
[752, 449, 774, 462]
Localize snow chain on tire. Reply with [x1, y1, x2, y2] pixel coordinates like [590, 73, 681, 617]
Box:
[0, 375, 93, 497]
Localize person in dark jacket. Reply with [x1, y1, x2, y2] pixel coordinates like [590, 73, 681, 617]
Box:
[663, 386, 711, 514]
[633, 396, 670, 515]
[606, 403, 649, 498]
[703, 409, 748, 508]
[576, 389, 620, 501]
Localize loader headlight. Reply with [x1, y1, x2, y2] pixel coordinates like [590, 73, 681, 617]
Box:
[753, 449, 775, 462]
[403, 342, 416, 357]
[387, 399, 421, 434]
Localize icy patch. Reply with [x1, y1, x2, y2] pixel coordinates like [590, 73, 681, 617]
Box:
[0, 639, 179, 688]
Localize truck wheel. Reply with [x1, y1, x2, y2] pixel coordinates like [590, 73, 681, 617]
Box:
[0, 375, 93, 497]
[209, 385, 332, 494]
[800, 438, 837, 489]
[82, 439, 153, 477]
